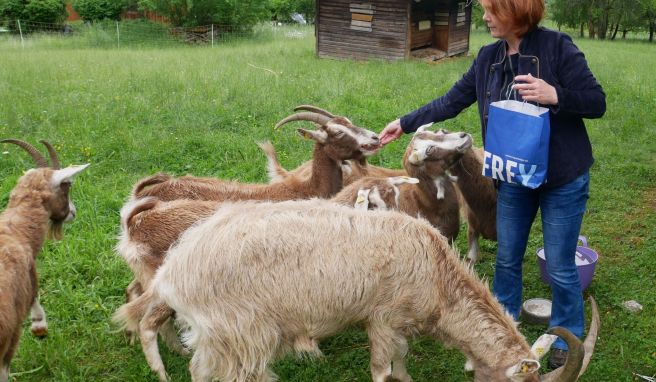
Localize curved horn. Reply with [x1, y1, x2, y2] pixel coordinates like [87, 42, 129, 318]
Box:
[539, 328, 584, 382]
[39, 140, 61, 169]
[274, 112, 332, 130]
[578, 296, 600, 379]
[293, 105, 336, 118]
[1, 139, 49, 168]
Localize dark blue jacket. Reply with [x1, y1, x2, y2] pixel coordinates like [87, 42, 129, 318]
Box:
[400, 27, 606, 187]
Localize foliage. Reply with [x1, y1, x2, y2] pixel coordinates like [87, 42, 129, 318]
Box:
[73, 0, 128, 22]
[138, 0, 270, 27]
[0, 0, 66, 23]
[269, 0, 314, 23]
[548, 0, 656, 40]
[0, 26, 655, 382]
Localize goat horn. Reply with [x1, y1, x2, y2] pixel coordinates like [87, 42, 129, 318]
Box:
[539, 328, 584, 382]
[274, 112, 332, 130]
[293, 105, 336, 118]
[540, 296, 600, 382]
[1, 139, 49, 168]
[39, 140, 61, 169]
[578, 296, 600, 379]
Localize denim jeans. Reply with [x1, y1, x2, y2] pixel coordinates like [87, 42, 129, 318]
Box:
[493, 171, 589, 350]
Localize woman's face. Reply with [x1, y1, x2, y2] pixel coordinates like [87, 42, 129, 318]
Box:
[481, 3, 513, 40]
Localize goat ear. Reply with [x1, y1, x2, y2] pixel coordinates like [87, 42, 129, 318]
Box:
[415, 122, 434, 134]
[529, 334, 558, 359]
[297, 128, 327, 144]
[506, 359, 540, 381]
[354, 188, 371, 210]
[51, 164, 90, 187]
[389, 176, 419, 185]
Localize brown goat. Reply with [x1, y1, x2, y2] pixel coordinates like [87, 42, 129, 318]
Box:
[132, 109, 381, 202]
[262, 125, 469, 242]
[432, 128, 498, 262]
[0, 139, 88, 382]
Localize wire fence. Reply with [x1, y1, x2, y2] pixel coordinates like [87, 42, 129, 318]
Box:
[0, 19, 312, 49]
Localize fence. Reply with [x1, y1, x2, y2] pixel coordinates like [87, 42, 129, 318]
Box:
[0, 19, 311, 49]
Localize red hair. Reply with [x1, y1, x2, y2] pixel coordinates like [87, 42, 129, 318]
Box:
[479, 0, 544, 37]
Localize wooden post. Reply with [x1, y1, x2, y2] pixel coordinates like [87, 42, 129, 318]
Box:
[116, 21, 120, 48]
[17, 19, 24, 48]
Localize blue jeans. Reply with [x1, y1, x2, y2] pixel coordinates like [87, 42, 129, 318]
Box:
[493, 172, 589, 350]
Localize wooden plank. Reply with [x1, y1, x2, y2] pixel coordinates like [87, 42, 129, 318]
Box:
[350, 8, 374, 14]
[350, 2, 374, 10]
[350, 25, 373, 32]
[351, 20, 372, 27]
[352, 13, 374, 21]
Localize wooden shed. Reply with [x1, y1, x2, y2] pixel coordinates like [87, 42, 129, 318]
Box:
[315, 0, 472, 61]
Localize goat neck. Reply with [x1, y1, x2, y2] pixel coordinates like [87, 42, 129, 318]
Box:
[449, 147, 496, 215]
[3, 170, 55, 255]
[308, 142, 343, 198]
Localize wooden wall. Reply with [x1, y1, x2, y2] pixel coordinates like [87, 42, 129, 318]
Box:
[316, 0, 409, 61]
[316, 0, 471, 61]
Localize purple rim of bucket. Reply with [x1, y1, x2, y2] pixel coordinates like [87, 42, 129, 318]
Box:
[536, 235, 599, 290]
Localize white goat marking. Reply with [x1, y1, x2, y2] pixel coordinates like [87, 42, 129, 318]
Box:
[434, 177, 446, 199]
[367, 187, 386, 210]
[354, 188, 371, 210]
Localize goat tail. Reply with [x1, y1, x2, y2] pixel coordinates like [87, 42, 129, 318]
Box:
[131, 173, 172, 199]
[112, 287, 153, 335]
[256, 141, 289, 183]
[119, 196, 159, 233]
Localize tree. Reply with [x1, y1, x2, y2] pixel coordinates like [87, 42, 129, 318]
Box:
[74, 0, 127, 21]
[269, 0, 314, 23]
[0, 0, 67, 23]
[139, 0, 270, 27]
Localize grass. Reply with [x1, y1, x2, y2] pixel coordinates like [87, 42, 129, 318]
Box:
[0, 25, 655, 381]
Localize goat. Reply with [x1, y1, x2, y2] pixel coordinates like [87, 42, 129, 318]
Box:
[260, 105, 405, 186]
[260, 142, 406, 186]
[131, 109, 381, 202]
[117, 199, 599, 382]
[116, 174, 418, 360]
[263, 124, 468, 242]
[433, 128, 497, 263]
[0, 139, 88, 382]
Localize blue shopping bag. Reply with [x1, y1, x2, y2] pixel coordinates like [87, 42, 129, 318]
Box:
[482, 100, 550, 189]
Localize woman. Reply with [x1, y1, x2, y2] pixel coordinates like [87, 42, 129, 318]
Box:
[379, 0, 605, 369]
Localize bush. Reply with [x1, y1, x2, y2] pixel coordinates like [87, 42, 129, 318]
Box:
[74, 0, 127, 21]
[138, 0, 270, 27]
[269, 0, 314, 23]
[0, 0, 67, 23]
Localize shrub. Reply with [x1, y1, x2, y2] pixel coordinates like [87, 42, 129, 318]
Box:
[0, 0, 67, 23]
[74, 0, 127, 21]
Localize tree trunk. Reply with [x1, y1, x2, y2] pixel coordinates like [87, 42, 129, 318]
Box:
[580, 23, 585, 38]
[610, 20, 619, 40]
[622, 29, 628, 39]
[588, 19, 596, 39]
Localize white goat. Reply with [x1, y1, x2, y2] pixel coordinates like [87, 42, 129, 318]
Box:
[0, 139, 88, 382]
[131, 109, 381, 202]
[116, 174, 418, 361]
[117, 199, 599, 382]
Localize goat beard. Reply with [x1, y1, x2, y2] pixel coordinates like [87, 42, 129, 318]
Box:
[48, 221, 64, 241]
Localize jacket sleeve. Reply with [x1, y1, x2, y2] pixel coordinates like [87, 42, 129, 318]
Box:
[399, 58, 478, 133]
[552, 36, 606, 119]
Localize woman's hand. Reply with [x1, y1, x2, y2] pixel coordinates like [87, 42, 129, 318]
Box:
[380, 119, 404, 145]
[513, 73, 558, 105]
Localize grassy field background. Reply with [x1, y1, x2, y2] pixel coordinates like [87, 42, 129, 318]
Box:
[0, 25, 655, 381]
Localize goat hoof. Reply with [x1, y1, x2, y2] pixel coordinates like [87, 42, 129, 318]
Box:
[31, 325, 48, 338]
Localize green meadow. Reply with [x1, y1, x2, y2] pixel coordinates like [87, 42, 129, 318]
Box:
[0, 25, 654, 381]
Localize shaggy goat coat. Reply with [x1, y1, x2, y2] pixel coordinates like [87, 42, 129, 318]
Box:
[148, 200, 534, 382]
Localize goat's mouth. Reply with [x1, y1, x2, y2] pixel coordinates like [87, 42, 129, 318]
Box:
[361, 143, 382, 156]
[457, 136, 473, 153]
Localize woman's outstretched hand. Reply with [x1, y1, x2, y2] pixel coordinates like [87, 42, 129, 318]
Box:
[513, 73, 558, 105]
[380, 119, 404, 145]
